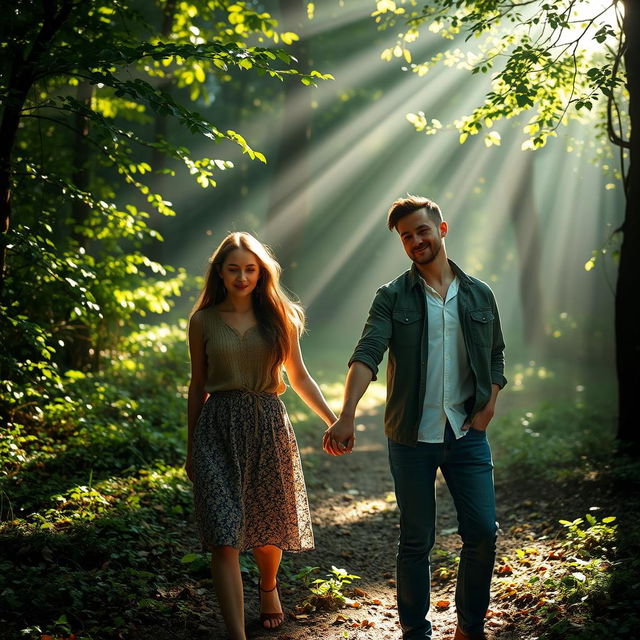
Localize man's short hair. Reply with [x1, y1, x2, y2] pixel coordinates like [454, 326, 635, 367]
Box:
[386, 195, 442, 231]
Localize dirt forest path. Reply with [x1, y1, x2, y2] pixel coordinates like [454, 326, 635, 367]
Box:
[186, 400, 556, 640]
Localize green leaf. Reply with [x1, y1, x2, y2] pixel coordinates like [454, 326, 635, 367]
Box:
[181, 553, 199, 563]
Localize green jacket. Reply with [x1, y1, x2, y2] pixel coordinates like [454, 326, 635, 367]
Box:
[349, 260, 507, 446]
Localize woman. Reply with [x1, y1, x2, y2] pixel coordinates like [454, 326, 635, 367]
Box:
[185, 232, 336, 639]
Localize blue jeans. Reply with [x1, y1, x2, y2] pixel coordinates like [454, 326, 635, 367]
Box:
[388, 424, 498, 639]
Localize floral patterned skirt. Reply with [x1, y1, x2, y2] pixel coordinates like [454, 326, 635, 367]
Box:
[191, 389, 314, 553]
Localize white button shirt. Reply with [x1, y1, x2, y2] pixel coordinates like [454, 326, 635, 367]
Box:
[417, 276, 475, 443]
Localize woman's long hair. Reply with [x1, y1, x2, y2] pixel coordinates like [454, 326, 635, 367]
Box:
[190, 232, 305, 379]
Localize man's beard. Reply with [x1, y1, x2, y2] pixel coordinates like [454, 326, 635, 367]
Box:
[412, 240, 441, 265]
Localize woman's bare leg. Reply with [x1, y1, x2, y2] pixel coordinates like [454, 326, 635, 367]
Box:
[211, 546, 246, 640]
[253, 545, 284, 629]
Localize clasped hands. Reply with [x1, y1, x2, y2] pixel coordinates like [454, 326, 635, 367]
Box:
[322, 415, 355, 456]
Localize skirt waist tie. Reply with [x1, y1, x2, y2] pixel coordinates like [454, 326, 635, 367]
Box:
[239, 388, 277, 438]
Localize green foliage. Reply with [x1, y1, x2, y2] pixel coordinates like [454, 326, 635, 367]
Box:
[0, 0, 332, 435]
[0, 321, 194, 638]
[532, 513, 633, 639]
[180, 551, 212, 578]
[490, 401, 615, 479]
[294, 565, 361, 611]
[1, 467, 194, 639]
[490, 400, 640, 640]
[373, 0, 627, 155]
[494, 495, 639, 636]
[1, 322, 188, 507]
[550, 514, 618, 604]
[559, 514, 617, 559]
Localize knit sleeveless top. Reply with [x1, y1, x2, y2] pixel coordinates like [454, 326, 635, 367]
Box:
[195, 306, 286, 395]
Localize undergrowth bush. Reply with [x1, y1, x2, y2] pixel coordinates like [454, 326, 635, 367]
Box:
[490, 402, 615, 478]
[0, 322, 194, 639]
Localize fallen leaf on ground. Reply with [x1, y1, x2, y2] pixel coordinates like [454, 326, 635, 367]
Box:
[290, 613, 309, 621]
[486, 609, 505, 618]
[498, 586, 517, 599]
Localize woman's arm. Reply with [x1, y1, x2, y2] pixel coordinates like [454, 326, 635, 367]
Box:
[186, 312, 208, 480]
[284, 333, 337, 428]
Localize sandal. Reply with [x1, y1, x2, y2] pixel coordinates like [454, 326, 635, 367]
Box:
[258, 579, 285, 629]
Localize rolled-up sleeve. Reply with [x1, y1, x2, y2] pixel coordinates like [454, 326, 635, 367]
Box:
[490, 293, 507, 389]
[348, 286, 393, 381]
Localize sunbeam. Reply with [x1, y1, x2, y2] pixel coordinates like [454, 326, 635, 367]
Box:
[165, 2, 622, 367]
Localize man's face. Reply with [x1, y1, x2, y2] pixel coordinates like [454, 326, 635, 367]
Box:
[396, 209, 447, 266]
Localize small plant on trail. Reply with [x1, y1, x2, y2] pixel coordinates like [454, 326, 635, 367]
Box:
[532, 513, 620, 637]
[294, 565, 361, 611]
[559, 513, 617, 558]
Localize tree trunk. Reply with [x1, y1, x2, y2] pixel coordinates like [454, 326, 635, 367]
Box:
[0, 64, 35, 290]
[616, 0, 640, 451]
[509, 153, 544, 346]
[266, 0, 312, 278]
[0, 0, 74, 293]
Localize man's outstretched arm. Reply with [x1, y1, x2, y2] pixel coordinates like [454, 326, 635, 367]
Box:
[323, 361, 373, 456]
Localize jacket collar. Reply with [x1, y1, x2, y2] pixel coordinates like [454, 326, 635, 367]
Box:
[408, 259, 471, 289]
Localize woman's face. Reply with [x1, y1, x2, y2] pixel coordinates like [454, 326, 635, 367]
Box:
[219, 248, 261, 299]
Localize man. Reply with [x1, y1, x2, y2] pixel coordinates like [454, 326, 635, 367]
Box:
[323, 196, 506, 640]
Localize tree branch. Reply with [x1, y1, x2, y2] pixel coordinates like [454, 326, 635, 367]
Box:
[607, 26, 630, 149]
